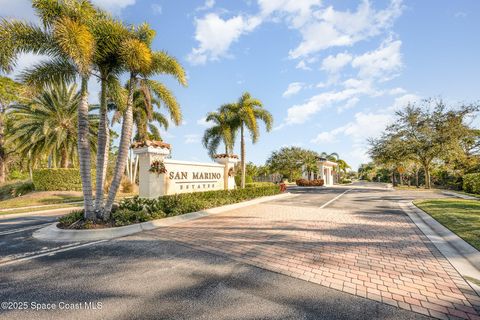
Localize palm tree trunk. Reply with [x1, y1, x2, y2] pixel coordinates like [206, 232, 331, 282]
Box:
[0, 111, 5, 184]
[60, 145, 69, 168]
[78, 77, 95, 219]
[240, 123, 246, 189]
[104, 75, 135, 217]
[94, 77, 109, 213]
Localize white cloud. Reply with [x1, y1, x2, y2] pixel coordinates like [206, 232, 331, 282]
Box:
[388, 87, 407, 95]
[284, 77, 376, 125]
[91, 0, 136, 14]
[289, 0, 403, 59]
[351, 38, 402, 80]
[197, 0, 215, 11]
[258, 0, 322, 28]
[184, 134, 201, 144]
[393, 93, 421, 109]
[337, 97, 359, 113]
[321, 52, 352, 73]
[187, 13, 261, 65]
[296, 60, 311, 71]
[454, 11, 467, 18]
[197, 117, 213, 127]
[282, 82, 304, 97]
[151, 4, 162, 15]
[311, 110, 394, 163]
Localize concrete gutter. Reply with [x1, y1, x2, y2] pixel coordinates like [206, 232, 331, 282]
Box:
[33, 192, 296, 242]
[441, 190, 479, 200]
[400, 201, 480, 295]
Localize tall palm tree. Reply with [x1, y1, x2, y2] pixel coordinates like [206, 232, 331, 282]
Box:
[222, 92, 273, 188]
[202, 108, 236, 158]
[0, 0, 98, 218]
[103, 24, 187, 217]
[111, 85, 182, 142]
[7, 82, 98, 168]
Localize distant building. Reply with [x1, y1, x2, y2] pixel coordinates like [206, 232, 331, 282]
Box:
[301, 157, 338, 186]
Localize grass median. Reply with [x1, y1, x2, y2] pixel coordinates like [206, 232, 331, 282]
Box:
[413, 198, 480, 251]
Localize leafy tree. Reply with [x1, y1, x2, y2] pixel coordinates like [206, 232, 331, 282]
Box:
[202, 108, 236, 158]
[369, 99, 479, 188]
[266, 147, 305, 181]
[221, 92, 273, 188]
[7, 82, 98, 168]
[0, 76, 24, 183]
[0, 0, 100, 216]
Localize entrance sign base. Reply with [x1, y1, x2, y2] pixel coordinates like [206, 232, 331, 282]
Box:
[133, 141, 239, 199]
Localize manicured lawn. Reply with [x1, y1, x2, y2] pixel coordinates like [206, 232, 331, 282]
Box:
[414, 199, 480, 251]
[0, 191, 136, 211]
[0, 203, 81, 215]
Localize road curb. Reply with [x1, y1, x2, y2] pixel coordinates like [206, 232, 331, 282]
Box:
[33, 192, 296, 242]
[400, 201, 480, 294]
[441, 190, 479, 200]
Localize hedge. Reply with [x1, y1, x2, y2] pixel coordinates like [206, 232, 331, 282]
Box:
[463, 173, 480, 194]
[33, 169, 95, 191]
[296, 179, 324, 186]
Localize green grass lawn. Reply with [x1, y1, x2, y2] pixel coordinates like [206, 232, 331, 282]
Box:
[0, 191, 136, 211]
[0, 203, 82, 215]
[414, 199, 480, 251]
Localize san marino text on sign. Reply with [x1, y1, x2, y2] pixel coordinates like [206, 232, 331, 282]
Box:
[133, 143, 238, 198]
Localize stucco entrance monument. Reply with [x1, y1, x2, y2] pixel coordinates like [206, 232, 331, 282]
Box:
[301, 157, 338, 186]
[132, 141, 239, 198]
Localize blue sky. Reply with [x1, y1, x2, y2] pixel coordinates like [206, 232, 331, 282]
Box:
[1, 0, 480, 169]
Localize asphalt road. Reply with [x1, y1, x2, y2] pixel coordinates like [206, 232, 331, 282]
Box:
[0, 183, 443, 319]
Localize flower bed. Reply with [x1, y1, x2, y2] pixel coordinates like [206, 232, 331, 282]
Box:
[58, 185, 281, 229]
[295, 179, 324, 186]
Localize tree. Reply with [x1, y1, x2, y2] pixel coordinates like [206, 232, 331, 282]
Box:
[300, 149, 319, 180]
[7, 82, 98, 168]
[221, 92, 273, 188]
[0, 76, 24, 183]
[266, 147, 305, 181]
[103, 25, 187, 217]
[112, 86, 182, 142]
[202, 108, 236, 158]
[1, 0, 99, 217]
[319, 152, 339, 161]
[369, 99, 479, 188]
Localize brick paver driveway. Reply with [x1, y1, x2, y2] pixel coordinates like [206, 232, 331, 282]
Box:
[148, 186, 480, 320]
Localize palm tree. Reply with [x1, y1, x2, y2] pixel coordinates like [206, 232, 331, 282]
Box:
[1, 0, 98, 218]
[319, 151, 339, 161]
[300, 150, 319, 180]
[111, 85, 182, 142]
[103, 24, 187, 217]
[222, 92, 273, 188]
[7, 82, 98, 168]
[202, 108, 236, 158]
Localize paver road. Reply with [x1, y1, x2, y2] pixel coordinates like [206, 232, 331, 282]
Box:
[0, 184, 479, 319]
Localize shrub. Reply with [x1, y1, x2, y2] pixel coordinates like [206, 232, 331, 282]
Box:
[121, 177, 134, 193]
[112, 208, 166, 227]
[32, 169, 95, 191]
[0, 180, 35, 200]
[340, 178, 352, 184]
[245, 182, 275, 188]
[463, 173, 480, 194]
[11, 181, 35, 197]
[235, 175, 254, 186]
[8, 170, 29, 181]
[119, 185, 281, 218]
[58, 209, 84, 227]
[295, 179, 324, 186]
